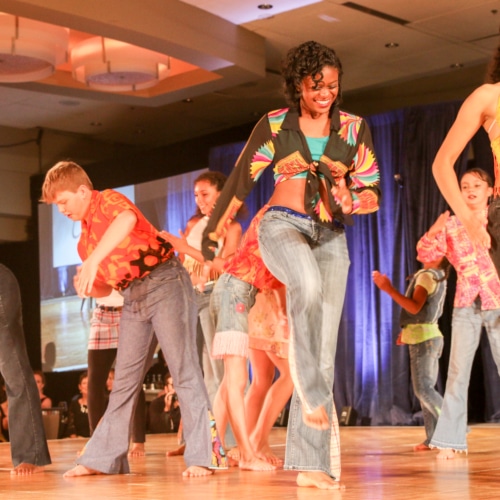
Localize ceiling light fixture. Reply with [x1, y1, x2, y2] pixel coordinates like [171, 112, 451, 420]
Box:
[71, 36, 171, 92]
[0, 13, 69, 82]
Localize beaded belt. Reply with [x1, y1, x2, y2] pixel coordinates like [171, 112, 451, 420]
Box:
[98, 305, 123, 312]
[266, 205, 345, 231]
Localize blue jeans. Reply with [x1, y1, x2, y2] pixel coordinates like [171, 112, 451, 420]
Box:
[408, 336, 444, 445]
[258, 208, 350, 478]
[430, 302, 500, 451]
[78, 257, 224, 473]
[195, 284, 224, 404]
[0, 264, 51, 467]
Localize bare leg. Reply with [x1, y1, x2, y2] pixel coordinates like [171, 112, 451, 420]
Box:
[224, 355, 275, 471]
[249, 352, 293, 465]
[10, 463, 45, 475]
[213, 377, 228, 449]
[436, 448, 455, 460]
[296, 472, 343, 490]
[63, 465, 103, 477]
[245, 348, 275, 434]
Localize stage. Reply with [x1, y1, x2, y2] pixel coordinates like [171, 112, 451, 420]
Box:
[1, 425, 500, 499]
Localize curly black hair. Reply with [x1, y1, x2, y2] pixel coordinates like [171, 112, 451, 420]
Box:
[281, 40, 343, 113]
[486, 41, 500, 83]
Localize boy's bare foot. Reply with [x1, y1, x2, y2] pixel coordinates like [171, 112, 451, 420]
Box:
[302, 405, 330, 431]
[296, 471, 343, 490]
[63, 465, 103, 477]
[10, 463, 45, 475]
[239, 456, 277, 471]
[182, 465, 213, 477]
[166, 444, 186, 457]
[413, 442, 431, 451]
[436, 448, 455, 460]
[128, 442, 145, 457]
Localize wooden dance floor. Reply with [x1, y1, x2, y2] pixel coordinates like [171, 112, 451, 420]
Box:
[1, 425, 500, 499]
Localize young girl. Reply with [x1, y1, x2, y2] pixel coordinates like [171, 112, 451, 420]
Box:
[373, 256, 450, 451]
[204, 41, 380, 489]
[162, 171, 242, 405]
[209, 205, 293, 470]
[417, 168, 500, 459]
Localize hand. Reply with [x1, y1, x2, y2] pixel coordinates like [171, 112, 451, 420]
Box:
[372, 270, 392, 292]
[160, 229, 190, 254]
[74, 258, 99, 297]
[331, 178, 353, 214]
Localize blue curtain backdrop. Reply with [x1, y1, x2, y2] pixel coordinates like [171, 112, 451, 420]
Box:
[207, 101, 499, 425]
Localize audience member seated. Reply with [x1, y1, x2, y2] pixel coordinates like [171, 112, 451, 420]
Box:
[0, 378, 8, 442]
[148, 374, 181, 434]
[106, 368, 115, 393]
[33, 370, 52, 409]
[144, 349, 169, 389]
[66, 371, 90, 438]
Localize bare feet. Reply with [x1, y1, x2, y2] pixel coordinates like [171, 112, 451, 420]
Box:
[182, 465, 214, 477]
[436, 448, 455, 460]
[166, 444, 186, 457]
[10, 463, 45, 475]
[296, 471, 343, 490]
[302, 405, 330, 431]
[128, 442, 146, 457]
[239, 456, 277, 471]
[255, 445, 284, 467]
[63, 465, 103, 477]
[413, 442, 431, 452]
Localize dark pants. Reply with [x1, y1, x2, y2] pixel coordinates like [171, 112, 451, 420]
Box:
[0, 264, 51, 467]
[487, 198, 500, 277]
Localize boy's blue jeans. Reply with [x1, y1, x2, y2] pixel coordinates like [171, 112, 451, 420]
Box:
[78, 257, 220, 472]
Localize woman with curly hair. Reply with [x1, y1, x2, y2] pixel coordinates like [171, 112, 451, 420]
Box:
[432, 41, 500, 273]
[203, 40, 381, 489]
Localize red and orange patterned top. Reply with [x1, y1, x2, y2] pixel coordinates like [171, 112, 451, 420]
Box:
[78, 189, 174, 290]
[223, 204, 282, 292]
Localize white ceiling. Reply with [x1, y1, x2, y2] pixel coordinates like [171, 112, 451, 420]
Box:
[0, 0, 498, 164]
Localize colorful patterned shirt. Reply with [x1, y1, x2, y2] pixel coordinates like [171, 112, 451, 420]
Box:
[202, 106, 381, 259]
[78, 189, 174, 290]
[416, 209, 500, 310]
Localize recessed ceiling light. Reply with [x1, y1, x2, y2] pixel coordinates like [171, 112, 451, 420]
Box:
[318, 14, 339, 23]
[183, 98, 193, 103]
[384, 42, 399, 48]
[258, 4, 273, 10]
[450, 63, 464, 69]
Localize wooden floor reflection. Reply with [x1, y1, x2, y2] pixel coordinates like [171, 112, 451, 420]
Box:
[1, 425, 500, 499]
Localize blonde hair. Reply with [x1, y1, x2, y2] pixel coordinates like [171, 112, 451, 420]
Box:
[40, 161, 93, 203]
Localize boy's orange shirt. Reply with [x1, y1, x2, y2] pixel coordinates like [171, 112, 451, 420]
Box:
[78, 189, 174, 290]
